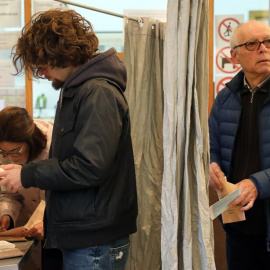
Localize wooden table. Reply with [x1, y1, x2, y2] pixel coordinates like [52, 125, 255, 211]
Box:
[0, 240, 40, 270]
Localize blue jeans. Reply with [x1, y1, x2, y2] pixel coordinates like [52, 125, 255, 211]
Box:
[62, 236, 129, 270]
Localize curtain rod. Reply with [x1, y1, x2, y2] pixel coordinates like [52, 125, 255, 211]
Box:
[53, 0, 139, 22]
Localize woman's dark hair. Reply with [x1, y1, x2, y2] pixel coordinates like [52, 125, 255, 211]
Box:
[12, 9, 99, 79]
[0, 106, 47, 162]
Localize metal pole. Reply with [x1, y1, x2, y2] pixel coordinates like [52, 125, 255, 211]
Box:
[54, 0, 139, 22]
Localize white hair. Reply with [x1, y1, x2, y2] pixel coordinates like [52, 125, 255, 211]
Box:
[230, 23, 243, 49]
[230, 20, 270, 50]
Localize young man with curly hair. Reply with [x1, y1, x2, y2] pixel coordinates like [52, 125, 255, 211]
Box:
[0, 9, 138, 270]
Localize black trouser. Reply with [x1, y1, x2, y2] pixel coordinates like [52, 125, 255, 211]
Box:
[42, 246, 63, 270]
[226, 229, 270, 270]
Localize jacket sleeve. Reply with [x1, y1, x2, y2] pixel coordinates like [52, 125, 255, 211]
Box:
[0, 193, 23, 228]
[21, 85, 124, 191]
[249, 169, 270, 199]
[209, 93, 222, 167]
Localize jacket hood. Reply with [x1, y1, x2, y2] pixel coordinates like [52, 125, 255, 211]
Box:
[62, 48, 127, 92]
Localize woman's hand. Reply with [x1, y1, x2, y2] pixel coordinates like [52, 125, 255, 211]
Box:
[24, 221, 44, 240]
[0, 215, 11, 231]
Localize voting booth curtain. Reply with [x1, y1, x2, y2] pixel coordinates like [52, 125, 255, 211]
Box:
[124, 17, 165, 270]
[124, 0, 215, 268]
[161, 0, 215, 269]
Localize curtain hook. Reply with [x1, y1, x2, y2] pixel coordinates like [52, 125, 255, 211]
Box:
[138, 17, 144, 28]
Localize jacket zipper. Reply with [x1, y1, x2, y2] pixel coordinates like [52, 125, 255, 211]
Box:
[43, 238, 47, 248]
[242, 90, 255, 177]
[250, 89, 256, 103]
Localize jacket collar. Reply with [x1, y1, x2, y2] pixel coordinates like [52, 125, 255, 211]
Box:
[225, 70, 245, 93]
[243, 75, 270, 93]
[226, 70, 270, 94]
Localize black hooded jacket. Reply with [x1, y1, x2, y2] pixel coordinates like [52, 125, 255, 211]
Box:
[21, 48, 138, 249]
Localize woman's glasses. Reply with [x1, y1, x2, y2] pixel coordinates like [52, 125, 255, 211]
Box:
[0, 143, 25, 158]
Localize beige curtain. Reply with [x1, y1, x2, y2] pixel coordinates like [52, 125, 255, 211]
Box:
[161, 0, 215, 269]
[124, 17, 166, 270]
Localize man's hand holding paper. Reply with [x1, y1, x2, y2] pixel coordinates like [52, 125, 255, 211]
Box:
[209, 162, 224, 190]
[210, 162, 246, 223]
[229, 179, 258, 211]
[210, 162, 259, 212]
[0, 164, 23, 193]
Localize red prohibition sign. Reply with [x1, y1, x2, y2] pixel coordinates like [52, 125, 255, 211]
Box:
[216, 46, 241, 74]
[218, 18, 240, 42]
[216, 77, 233, 95]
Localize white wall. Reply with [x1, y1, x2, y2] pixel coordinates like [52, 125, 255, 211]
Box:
[215, 0, 269, 20]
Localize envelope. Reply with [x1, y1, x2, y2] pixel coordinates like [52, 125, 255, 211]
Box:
[216, 177, 245, 224]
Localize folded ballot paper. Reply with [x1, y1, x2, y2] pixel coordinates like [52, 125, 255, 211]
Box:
[210, 177, 246, 223]
[0, 200, 45, 259]
[0, 241, 15, 249]
[0, 200, 45, 242]
[24, 200, 45, 230]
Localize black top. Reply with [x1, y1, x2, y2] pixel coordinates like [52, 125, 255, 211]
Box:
[229, 79, 270, 235]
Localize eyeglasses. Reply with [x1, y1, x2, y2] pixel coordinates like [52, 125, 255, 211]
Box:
[234, 39, 270, 51]
[0, 143, 25, 158]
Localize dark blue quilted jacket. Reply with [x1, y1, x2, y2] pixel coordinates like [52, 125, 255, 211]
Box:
[209, 70, 270, 245]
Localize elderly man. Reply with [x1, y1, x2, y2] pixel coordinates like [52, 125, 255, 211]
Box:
[209, 20, 270, 270]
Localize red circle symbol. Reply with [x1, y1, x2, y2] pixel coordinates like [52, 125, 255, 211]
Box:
[216, 77, 233, 95]
[218, 18, 240, 42]
[216, 47, 241, 74]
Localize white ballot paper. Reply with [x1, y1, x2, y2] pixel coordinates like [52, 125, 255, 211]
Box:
[24, 200, 45, 230]
[0, 241, 15, 250]
[210, 188, 241, 220]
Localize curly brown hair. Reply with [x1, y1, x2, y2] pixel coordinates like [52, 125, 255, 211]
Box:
[12, 9, 99, 79]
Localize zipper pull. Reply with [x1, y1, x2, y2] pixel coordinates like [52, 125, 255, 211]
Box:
[43, 238, 47, 248]
[250, 90, 255, 103]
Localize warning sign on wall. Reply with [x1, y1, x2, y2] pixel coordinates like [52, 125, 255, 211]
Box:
[216, 46, 241, 74]
[213, 15, 244, 100]
[215, 14, 244, 78]
[215, 14, 244, 48]
[218, 18, 240, 43]
[215, 76, 233, 97]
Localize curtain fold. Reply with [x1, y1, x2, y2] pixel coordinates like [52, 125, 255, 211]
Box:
[161, 0, 215, 269]
[124, 1, 215, 268]
[123, 17, 166, 270]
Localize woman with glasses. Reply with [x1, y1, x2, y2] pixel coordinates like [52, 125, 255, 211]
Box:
[0, 106, 62, 269]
